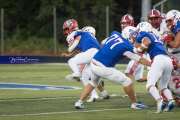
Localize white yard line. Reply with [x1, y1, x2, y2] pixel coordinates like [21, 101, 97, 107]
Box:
[0, 108, 128, 117]
[0, 94, 126, 102]
[0, 96, 78, 102]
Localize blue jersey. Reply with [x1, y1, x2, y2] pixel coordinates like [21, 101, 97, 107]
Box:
[172, 20, 180, 35]
[136, 31, 168, 59]
[74, 31, 100, 52]
[93, 31, 134, 67]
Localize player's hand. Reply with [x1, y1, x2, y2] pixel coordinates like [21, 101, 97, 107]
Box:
[162, 32, 174, 43]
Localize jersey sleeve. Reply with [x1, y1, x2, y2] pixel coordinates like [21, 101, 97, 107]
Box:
[136, 32, 144, 43]
[174, 20, 180, 34]
[66, 31, 81, 45]
[136, 32, 152, 44]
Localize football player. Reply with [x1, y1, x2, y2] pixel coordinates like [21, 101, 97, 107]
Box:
[120, 14, 134, 30]
[148, 9, 168, 34]
[164, 9, 180, 106]
[63, 19, 109, 102]
[164, 10, 180, 57]
[74, 26, 151, 110]
[120, 14, 147, 82]
[132, 22, 175, 113]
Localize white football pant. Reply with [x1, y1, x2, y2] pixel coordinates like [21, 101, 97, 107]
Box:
[68, 48, 98, 77]
[90, 59, 132, 87]
[81, 64, 99, 99]
[146, 55, 173, 90]
[125, 60, 144, 81]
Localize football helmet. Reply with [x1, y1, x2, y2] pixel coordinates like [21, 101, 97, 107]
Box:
[122, 26, 137, 43]
[148, 9, 162, 29]
[136, 22, 153, 32]
[63, 19, 79, 36]
[165, 10, 180, 30]
[120, 14, 134, 30]
[82, 26, 96, 36]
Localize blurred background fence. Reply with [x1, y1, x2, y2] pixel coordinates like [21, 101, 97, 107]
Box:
[0, 0, 179, 56]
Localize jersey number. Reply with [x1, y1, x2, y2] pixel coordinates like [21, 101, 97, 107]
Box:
[106, 34, 123, 49]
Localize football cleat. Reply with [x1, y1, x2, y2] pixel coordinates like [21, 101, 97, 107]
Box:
[74, 100, 85, 109]
[164, 100, 175, 112]
[156, 100, 166, 113]
[86, 95, 99, 102]
[86, 97, 96, 103]
[102, 95, 110, 99]
[131, 103, 148, 110]
[99, 90, 110, 99]
[65, 74, 81, 81]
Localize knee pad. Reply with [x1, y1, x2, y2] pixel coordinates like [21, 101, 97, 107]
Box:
[146, 79, 157, 91]
[122, 77, 132, 87]
[146, 84, 156, 91]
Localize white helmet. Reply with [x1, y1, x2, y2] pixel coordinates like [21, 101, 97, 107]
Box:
[82, 26, 96, 36]
[136, 22, 153, 32]
[166, 9, 180, 21]
[165, 10, 180, 29]
[122, 26, 137, 43]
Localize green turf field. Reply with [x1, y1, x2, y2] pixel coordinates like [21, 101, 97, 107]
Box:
[0, 64, 179, 120]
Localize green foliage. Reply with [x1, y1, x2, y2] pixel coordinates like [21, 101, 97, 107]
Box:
[0, 0, 179, 54]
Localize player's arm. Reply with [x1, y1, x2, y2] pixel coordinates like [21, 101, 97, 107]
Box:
[168, 32, 180, 48]
[61, 49, 80, 57]
[101, 38, 108, 45]
[123, 51, 151, 66]
[133, 37, 151, 53]
[67, 36, 81, 52]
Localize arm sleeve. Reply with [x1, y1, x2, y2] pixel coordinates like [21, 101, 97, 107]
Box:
[68, 36, 81, 52]
[123, 51, 141, 61]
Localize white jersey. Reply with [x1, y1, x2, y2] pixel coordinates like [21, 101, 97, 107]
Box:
[159, 19, 169, 35]
[169, 75, 180, 97]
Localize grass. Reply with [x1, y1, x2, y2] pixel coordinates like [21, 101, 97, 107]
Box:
[0, 64, 179, 120]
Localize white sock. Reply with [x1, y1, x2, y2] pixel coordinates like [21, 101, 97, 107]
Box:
[78, 99, 83, 103]
[162, 89, 173, 101]
[90, 89, 99, 98]
[149, 86, 161, 101]
[100, 90, 108, 97]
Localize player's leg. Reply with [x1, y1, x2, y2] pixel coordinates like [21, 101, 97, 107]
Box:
[159, 57, 175, 111]
[91, 60, 147, 109]
[96, 80, 110, 99]
[134, 64, 147, 82]
[125, 60, 137, 80]
[81, 65, 99, 102]
[67, 48, 98, 80]
[146, 55, 169, 113]
[74, 74, 100, 109]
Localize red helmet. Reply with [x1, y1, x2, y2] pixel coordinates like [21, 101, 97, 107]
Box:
[63, 19, 79, 36]
[148, 9, 162, 29]
[120, 14, 134, 30]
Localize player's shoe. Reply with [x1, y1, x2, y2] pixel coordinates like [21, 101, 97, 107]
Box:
[156, 100, 166, 113]
[86, 95, 99, 102]
[102, 95, 110, 99]
[74, 100, 84, 109]
[86, 97, 96, 102]
[99, 90, 110, 99]
[65, 74, 81, 81]
[164, 100, 175, 112]
[131, 102, 148, 110]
